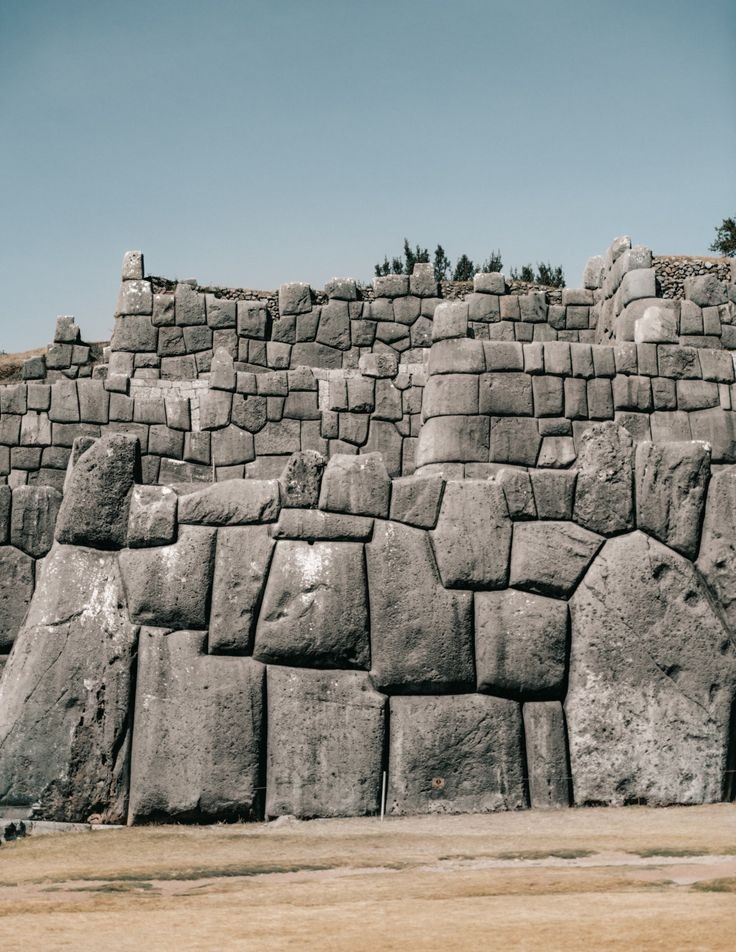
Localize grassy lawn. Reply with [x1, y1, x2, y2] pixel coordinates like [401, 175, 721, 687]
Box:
[1, 805, 735, 950]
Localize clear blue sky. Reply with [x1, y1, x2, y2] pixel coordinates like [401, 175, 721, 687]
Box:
[1, 0, 734, 351]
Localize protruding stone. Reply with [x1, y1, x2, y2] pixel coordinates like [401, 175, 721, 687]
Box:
[128, 630, 265, 822]
[119, 526, 216, 629]
[178, 479, 280, 526]
[635, 441, 711, 559]
[430, 480, 511, 588]
[634, 306, 677, 343]
[523, 702, 571, 808]
[279, 282, 312, 316]
[122, 250, 144, 280]
[475, 590, 568, 698]
[254, 540, 369, 668]
[54, 315, 81, 344]
[358, 352, 399, 378]
[367, 520, 474, 693]
[209, 347, 236, 391]
[388, 695, 526, 815]
[278, 451, 326, 508]
[0, 545, 137, 821]
[55, 434, 140, 549]
[0, 546, 35, 651]
[684, 274, 727, 307]
[573, 422, 634, 535]
[567, 531, 736, 806]
[319, 453, 390, 517]
[266, 667, 386, 818]
[209, 526, 274, 654]
[432, 302, 468, 341]
[510, 521, 603, 598]
[127, 485, 178, 547]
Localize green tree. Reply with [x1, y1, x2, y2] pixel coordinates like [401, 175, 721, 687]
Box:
[480, 250, 503, 273]
[536, 262, 566, 288]
[510, 264, 535, 282]
[453, 254, 476, 281]
[433, 244, 451, 282]
[403, 239, 430, 275]
[710, 216, 736, 257]
[374, 257, 391, 277]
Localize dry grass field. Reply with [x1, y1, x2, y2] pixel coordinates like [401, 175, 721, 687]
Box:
[1, 805, 735, 951]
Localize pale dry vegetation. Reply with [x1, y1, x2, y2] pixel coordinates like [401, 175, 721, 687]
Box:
[1, 805, 736, 951]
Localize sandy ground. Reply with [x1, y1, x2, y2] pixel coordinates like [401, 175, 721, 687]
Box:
[1, 804, 735, 951]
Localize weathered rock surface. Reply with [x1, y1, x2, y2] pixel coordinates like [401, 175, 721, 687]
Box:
[209, 526, 274, 654]
[388, 695, 527, 815]
[389, 475, 445, 529]
[430, 480, 511, 588]
[269, 509, 373, 541]
[119, 526, 216, 629]
[266, 666, 386, 818]
[278, 451, 326, 508]
[10, 486, 62, 558]
[475, 590, 568, 698]
[367, 520, 474, 693]
[127, 485, 177, 547]
[0, 546, 35, 651]
[635, 441, 710, 559]
[178, 479, 280, 526]
[55, 434, 139, 549]
[254, 540, 369, 668]
[567, 531, 736, 805]
[0, 545, 137, 822]
[697, 467, 736, 630]
[128, 630, 264, 823]
[510, 521, 603, 598]
[573, 422, 634, 535]
[319, 453, 391, 517]
[523, 701, 571, 808]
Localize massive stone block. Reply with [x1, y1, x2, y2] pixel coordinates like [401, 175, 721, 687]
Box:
[0, 545, 35, 651]
[178, 479, 280, 526]
[319, 453, 390, 517]
[0, 545, 137, 822]
[269, 509, 373, 541]
[697, 467, 736, 629]
[635, 441, 710, 559]
[254, 540, 369, 668]
[278, 450, 325, 508]
[475, 589, 568, 698]
[523, 701, 571, 808]
[367, 520, 474, 693]
[10, 485, 62, 558]
[510, 521, 602, 598]
[388, 695, 527, 815]
[209, 525, 274, 654]
[429, 479, 511, 588]
[119, 526, 216, 629]
[126, 485, 178, 547]
[266, 666, 386, 818]
[567, 531, 736, 806]
[128, 630, 264, 823]
[573, 422, 634, 535]
[55, 434, 140, 549]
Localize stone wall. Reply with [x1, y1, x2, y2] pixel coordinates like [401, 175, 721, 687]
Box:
[1, 428, 734, 824]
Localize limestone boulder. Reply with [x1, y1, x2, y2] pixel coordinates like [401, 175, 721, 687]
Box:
[573, 422, 634, 535]
[523, 702, 571, 808]
[178, 478, 280, 526]
[430, 480, 511, 589]
[697, 467, 736, 628]
[126, 485, 178, 547]
[475, 589, 568, 698]
[55, 434, 140, 549]
[119, 526, 216, 629]
[278, 450, 326, 508]
[635, 441, 710, 559]
[128, 630, 265, 823]
[10, 485, 62, 558]
[367, 520, 474, 693]
[567, 531, 736, 805]
[254, 540, 369, 668]
[510, 521, 602, 598]
[209, 526, 274, 653]
[0, 545, 137, 822]
[266, 666, 386, 818]
[0, 546, 35, 651]
[388, 695, 526, 815]
[319, 453, 391, 517]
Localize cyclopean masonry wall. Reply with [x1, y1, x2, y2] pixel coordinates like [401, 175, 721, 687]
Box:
[1, 236, 736, 823]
